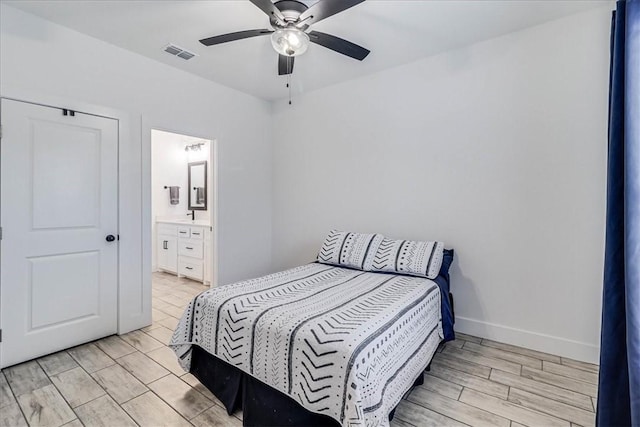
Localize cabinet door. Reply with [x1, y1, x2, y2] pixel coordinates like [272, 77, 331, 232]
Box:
[157, 235, 177, 273]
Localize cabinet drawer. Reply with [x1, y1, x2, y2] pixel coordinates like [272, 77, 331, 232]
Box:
[189, 227, 205, 240]
[178, 259, 203, 280]
[177, 226, 190, 238]
[157, 224, 177, 236]
[178, 240, 203, 259]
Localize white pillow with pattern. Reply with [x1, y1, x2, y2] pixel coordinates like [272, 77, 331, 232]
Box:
[363, 237, 444, 279]
[317, 230, 384, 270]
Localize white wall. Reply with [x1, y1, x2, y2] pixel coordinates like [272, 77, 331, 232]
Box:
[1, 4, 273, 331]
[271, 7, 611, 363]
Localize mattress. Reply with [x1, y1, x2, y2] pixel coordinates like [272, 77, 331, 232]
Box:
[170, 263, 443, 427]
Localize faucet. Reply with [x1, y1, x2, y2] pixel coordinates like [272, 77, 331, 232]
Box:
[187, 210, 195, 221]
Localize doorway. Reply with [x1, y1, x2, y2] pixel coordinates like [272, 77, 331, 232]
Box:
[150, 130, 216, 292]
[0, 98, 119, 368]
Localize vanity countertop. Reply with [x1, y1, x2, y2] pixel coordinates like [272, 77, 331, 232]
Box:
[156, 218, 210, 227]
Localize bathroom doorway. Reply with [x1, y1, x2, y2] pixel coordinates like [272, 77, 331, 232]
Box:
[150, 129, 217, 307]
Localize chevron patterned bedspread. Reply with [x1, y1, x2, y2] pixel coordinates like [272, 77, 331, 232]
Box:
[170, 263, 443, 427]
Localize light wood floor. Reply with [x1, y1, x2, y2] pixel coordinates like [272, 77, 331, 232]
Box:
[0, 272, 599, 427]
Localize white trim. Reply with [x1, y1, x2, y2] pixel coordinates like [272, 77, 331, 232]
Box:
[141, 120, 219, 289]
[455, 316, 600, 364]
[0, 85, 150, 336]
[210, 138, 219, 287]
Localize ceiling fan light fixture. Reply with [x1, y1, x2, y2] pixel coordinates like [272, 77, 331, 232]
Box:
[271, 27, 309, 57]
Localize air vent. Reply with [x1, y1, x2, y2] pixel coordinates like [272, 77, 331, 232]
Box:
[163, 44, 197, 61]
[177, 51, 195, 60]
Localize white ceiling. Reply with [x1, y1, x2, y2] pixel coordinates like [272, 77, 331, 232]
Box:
[6, 0, 609, 100]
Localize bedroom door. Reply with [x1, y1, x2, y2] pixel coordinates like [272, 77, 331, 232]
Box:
[0, 98, 118, 368]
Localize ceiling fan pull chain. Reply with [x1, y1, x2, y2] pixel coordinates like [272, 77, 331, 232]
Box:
[288, 72, 292, 105]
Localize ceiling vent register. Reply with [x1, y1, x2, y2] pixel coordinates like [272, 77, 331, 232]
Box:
[163, 44, 197, 60]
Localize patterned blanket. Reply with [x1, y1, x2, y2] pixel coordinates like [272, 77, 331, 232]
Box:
[170, 263, 443, 427]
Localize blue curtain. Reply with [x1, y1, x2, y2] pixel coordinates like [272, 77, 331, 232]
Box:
[597, 0, 640, 426]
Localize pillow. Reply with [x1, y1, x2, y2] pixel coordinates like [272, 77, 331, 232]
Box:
[363, 237, 444, 279]
[317, 230, 384, 270]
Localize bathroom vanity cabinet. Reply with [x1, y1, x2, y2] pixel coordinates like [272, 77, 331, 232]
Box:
[156, 220, 211, 284]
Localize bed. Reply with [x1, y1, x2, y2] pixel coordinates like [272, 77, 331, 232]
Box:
[170, 233, 454, 427]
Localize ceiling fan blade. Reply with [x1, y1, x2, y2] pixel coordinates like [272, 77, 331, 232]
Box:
[199, 29, 273, 46]
[298, 0, 365, 26]
[308, 31, 370, 61]
[278, 55, 294, 75]
[249, 0, 285, 23]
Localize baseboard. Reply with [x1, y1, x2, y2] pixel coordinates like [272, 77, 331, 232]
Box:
[455, 316, 600, 364]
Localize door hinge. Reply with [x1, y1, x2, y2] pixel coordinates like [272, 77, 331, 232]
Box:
[0, 329, 2, 343]
[0, 125, 3, 139]
[0, 226, 3, 240]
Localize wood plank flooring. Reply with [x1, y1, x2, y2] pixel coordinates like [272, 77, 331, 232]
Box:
[1, 272, 599, 427]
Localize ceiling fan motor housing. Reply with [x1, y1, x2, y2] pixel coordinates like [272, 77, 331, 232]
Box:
[271, 0, 309, 28]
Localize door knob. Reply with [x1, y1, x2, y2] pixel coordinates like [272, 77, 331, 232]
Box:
[106, 235, 116, 242]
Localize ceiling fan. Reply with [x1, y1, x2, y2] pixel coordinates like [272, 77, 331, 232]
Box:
[199, 0, 370, 76]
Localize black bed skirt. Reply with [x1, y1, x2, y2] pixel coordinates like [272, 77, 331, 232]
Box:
[189, 345, 425, 427]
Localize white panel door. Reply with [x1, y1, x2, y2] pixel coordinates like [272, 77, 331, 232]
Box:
[0, 99, 118, 368]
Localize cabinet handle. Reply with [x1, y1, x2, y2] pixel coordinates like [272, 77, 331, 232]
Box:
[179, 231, 187, 234]
[163, 240, 167, 250]
[186, 246, 193, 250]
[185, 266, 193, 270]
[192, 232, 200, 236]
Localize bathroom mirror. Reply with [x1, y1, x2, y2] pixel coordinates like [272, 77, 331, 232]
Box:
[188, 161, 207, 210]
